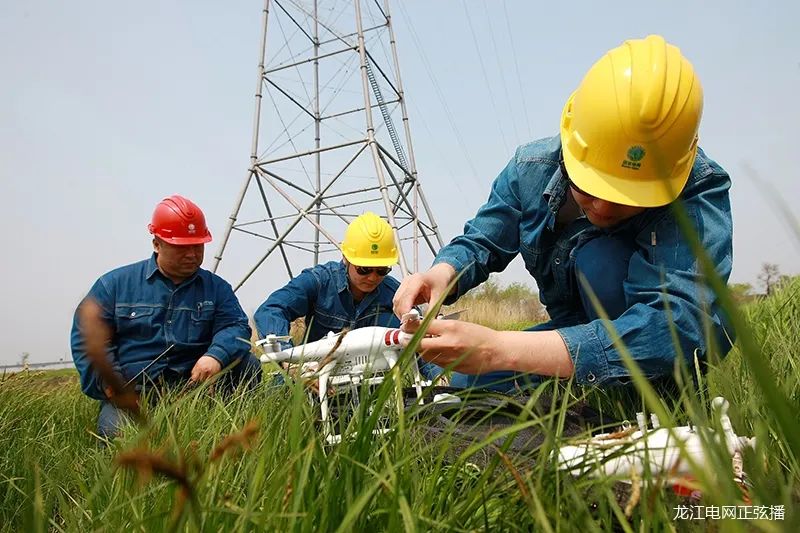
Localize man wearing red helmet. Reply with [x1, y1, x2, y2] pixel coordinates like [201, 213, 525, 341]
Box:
[71, 195, 261, 438]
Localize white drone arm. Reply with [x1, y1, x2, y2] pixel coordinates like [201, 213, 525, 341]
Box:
[557, 397, 756, 482]
[256, 334, 294, 363]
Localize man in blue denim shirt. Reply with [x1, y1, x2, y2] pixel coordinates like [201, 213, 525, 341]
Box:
[394, 36, 733, 392]
[255, 212, 440, 380]
[72, 195, 261, 437]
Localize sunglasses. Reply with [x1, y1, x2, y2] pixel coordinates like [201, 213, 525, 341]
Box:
[559, 158, 593, 198]
[354, 265, 392, 277]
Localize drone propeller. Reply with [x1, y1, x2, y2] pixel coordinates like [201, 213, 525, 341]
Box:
[401, 307, 469, 323]
[256, 334, 292, 346]
[256, 335, 295, 363]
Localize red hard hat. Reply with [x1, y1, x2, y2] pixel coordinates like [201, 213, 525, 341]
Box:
[147, 195, 212, 245]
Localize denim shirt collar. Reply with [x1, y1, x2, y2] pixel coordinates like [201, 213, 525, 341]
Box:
[542, 158, 572, 232]
[145, 253, 161, 280]
[333, 260, 350, 294]
[145, 253, 200, 285]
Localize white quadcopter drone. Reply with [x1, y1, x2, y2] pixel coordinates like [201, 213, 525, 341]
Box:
[256, 309, 455, 444]
[257, 313, 757, 492]
[557, 397, 756, 490]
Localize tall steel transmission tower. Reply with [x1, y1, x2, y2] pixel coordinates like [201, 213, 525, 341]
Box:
[212, 0, 443, 292]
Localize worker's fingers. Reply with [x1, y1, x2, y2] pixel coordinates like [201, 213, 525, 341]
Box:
[417, 339, 456, 369]
[428, 290, 445, 311]
[195, 370, 215, 383]
[393, 274, 429, 318]
[400, 313, 455, 344]
[419, 318, 451, 336]
[417, 334, 452, 354]
[416, 320, 470, 355]
[430, 317, 453, 333]
[189, 355, 222, 383]
[400, 311, 422, 333]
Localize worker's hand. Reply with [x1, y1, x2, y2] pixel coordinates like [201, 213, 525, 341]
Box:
[190, 355, 223, 383]
[393, 263, 457, 319]
[401, 318, 500, 375]
[101, 370, 127, 399]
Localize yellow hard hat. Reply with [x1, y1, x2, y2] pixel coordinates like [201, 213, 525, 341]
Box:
[560, 34, 703, 207]
[341, 212, 399, 267]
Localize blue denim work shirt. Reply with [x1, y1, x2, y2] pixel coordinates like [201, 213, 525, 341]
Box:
[71, 254, 252, 400]
[434, 135, 733, 387]
[254, 260, 400, 342]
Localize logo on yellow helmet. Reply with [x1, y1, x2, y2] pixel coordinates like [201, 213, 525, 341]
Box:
[370, 243, 379, 254]
[622, 145, 646, 170]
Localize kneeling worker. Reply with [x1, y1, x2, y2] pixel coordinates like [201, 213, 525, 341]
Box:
[255, 212, 440, 380]
[393, 35, 734, 392]
[72, 195, 262, 438]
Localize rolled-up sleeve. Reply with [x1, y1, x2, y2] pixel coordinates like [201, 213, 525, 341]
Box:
[557, 172, 733, 386]
[205, 281, 252, 367]
[434, 155, 523, 303]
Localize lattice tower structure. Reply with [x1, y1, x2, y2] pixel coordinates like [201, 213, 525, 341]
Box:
[212, 0, 443, 292]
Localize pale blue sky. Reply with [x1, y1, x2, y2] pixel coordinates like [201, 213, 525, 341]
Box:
[1, 1, 798, 364]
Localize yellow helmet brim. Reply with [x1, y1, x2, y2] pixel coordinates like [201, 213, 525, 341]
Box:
[561, 141, 697, 208]
[342, 249, 398, 267]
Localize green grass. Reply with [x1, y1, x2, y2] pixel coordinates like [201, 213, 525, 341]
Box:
[2, 281, 799, 531]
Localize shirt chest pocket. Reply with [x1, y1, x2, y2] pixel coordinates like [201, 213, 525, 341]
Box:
[520, 242, 544, 276]
[356, 305, 396, 328]
[520, 242, 559, 303]
[115, 306, 156, 341]
[520, 239, 574, 308]
[311, 311, 349, 334]
[187, 303, 215, 343]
